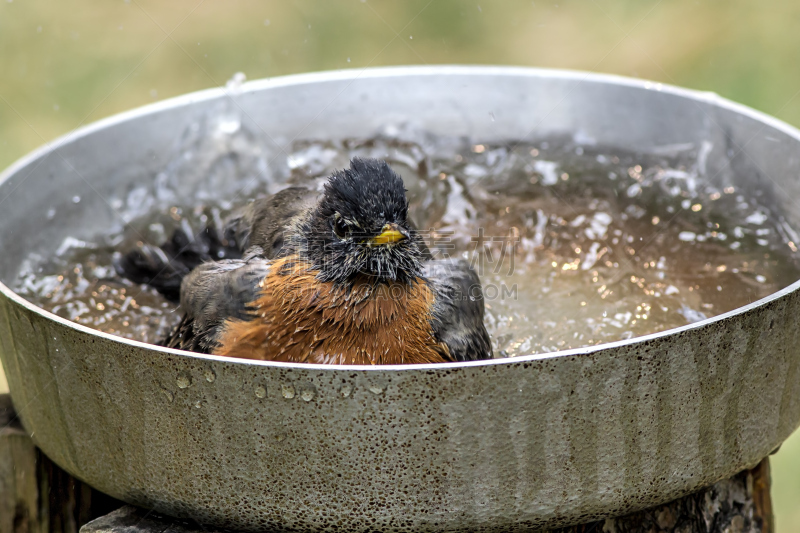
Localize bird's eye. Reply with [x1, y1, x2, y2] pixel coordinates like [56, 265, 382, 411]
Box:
[332, 216, 350, 239]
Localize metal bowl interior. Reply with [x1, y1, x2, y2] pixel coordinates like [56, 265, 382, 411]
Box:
[1, 66, 800, 532]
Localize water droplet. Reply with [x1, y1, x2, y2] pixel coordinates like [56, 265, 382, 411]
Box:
[368, 385, 384, 395]
[255, 385, 267, 398]
[72, 195, 81, 204]
[204, 370, 216, 383]
[746, 211, 768, 225]
[300, 388, 316, 402]
[176, 376, 191, 389]
[339, 384, 352, 398]
[217, 117, 241, 135]
[194, 400, 202, 408]
[281, 384, 295, 399]
[225, 72, 247, 94]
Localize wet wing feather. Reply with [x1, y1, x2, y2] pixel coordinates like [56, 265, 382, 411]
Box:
[424, 258, 493, 362]
[117, 187, 314, 301]
[162, 257, 270, 353]
[223, 186, 317, 258]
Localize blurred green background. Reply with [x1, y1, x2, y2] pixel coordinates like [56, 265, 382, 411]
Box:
[2, 0, 800, 528]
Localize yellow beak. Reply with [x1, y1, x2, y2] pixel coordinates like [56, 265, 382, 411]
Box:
[371, 224, 407, 246]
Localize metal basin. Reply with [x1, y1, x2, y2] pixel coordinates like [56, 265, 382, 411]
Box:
[1, 66, 800, 532]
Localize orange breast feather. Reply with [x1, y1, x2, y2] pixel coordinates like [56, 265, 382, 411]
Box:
[214, 256, 449, 364]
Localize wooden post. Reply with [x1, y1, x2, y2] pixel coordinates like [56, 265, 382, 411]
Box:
[0, 395, 41, 533]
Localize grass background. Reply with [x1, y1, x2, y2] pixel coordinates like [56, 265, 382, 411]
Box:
[2, 0, 800, 528]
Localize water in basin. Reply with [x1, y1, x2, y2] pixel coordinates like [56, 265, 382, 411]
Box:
[13, 122, 800, 357]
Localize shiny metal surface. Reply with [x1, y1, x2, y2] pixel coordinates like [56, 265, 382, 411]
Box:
[1, 66, 800, 532]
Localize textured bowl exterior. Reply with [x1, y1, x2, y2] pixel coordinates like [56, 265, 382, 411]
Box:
[1, 67, 800, 532]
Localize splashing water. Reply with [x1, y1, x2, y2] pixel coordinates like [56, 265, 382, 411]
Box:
[13, 122, 800, 357]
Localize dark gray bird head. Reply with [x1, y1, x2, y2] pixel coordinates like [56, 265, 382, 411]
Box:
[296, 158, 425, 286]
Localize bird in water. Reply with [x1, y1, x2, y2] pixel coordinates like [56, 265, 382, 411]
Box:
[115, 158, 492, 364]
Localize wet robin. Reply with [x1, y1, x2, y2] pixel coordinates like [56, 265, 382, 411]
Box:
[116, 158, 492, 364]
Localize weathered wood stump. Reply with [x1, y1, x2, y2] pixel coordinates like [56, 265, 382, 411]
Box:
[1, 393, 774, 533]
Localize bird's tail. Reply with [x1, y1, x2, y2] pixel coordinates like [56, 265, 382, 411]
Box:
[113, 224, 241, 302]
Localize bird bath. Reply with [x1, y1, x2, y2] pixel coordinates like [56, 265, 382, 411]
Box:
[0, 66, 799, 532]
